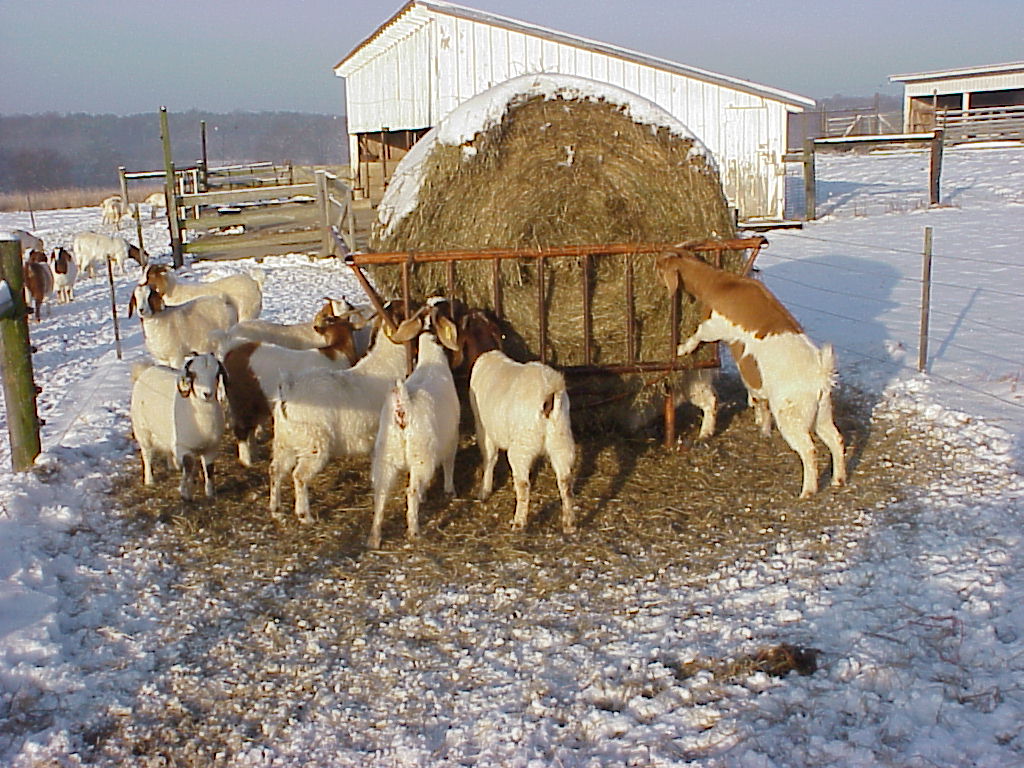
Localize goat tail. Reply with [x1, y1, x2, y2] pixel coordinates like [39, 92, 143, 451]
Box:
[390, 379, 410, 431]
[818, 343, 839, 393]
[274, 373, 295, 420]
[248, 267, 267, 288]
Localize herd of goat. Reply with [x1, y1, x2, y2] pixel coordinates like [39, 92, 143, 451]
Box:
[9, 218, 847, 548]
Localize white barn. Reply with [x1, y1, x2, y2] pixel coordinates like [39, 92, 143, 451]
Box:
[334, 1, 814, 222]
[890, 61, 1024, 140]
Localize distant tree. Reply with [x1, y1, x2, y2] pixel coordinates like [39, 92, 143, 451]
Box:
[0, 111, 350, 192]
[0, 147, 74, 192]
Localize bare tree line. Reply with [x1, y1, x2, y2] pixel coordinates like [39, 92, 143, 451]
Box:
[0, 110, 349, 193]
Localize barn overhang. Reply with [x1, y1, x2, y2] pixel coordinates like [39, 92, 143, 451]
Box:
[890, 61, 1024, 131]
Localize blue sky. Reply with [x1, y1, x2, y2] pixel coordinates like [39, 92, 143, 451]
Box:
[2, 0, 1021, 115]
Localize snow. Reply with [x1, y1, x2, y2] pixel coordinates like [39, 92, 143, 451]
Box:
[1, 141, 1023, 766]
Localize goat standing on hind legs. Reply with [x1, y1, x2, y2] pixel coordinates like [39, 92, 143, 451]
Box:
[656, 252, 847, 498]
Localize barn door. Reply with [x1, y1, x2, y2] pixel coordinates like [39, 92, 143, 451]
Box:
[722, 104, 783, 222]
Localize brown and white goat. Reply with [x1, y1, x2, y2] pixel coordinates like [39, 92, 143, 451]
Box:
[417, 298, 577, 534]
[50, 247, 78, 304]
[220, 313, 364, 466]
[657, 252, 846, 498]
[23, 250, 53, 323]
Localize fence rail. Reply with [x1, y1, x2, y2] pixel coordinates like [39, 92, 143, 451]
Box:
[937, 105, 1024, 143]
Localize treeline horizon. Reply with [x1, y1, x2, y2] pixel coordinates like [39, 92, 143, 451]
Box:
[0, 110, 350, 193]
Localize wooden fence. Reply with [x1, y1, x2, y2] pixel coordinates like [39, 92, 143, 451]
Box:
[164, 168, 356, 261]
[936, 105, 1024, 143]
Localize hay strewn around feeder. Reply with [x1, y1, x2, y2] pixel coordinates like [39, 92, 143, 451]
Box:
[370, 74, 744, 429]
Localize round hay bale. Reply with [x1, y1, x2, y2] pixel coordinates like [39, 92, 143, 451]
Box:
[370, 74, 743, 431]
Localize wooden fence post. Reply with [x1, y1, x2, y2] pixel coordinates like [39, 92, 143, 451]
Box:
[803, 138, 817, 221]
[160, 107, 184, 268]
[0, 236, 41, 471]
[118, 166, 130, 218]
[315, 169, 331, 257]
[929, 130, 944, 206]
[918, 226, 933, 372]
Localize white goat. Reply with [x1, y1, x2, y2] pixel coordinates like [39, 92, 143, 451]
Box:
[657, 252, 846, 498]
[469, 350, 577, 534]
[129, 284, 238, 369]
[73, 231, 146, 278]
[50, 247, 78, 304]
[219, 315, 362, 467]
[368, 325, 461, 549]
[140, 263, 264, 321]
[129, 353, 226, 500]
[100, 195, 126, 227]
[144, 191, 167, 219]
[10, 229, 43, 254]
[269, 324, 411, 525]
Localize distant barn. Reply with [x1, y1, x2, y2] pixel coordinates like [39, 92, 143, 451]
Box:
[891, 61, 1024, 142]
[334, 0, 814, 223]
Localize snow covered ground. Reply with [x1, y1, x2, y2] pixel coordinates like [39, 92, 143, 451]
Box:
[1, 142, 1023, 766]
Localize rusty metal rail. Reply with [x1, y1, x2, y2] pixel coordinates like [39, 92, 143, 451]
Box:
[334, 232, 767, 444]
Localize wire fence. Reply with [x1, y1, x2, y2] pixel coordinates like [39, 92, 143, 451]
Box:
[760, 228, 1024, 413]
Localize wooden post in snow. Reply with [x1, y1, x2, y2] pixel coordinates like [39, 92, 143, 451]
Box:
[803, 139, 817, 221]
[929, 130, 944, 206]
[315, 169, 331, 257]
[160, 107, 184, 268]
[106, 256, 123, 361]
[918, 227, 933, 372]
[0, 236, 41, 471]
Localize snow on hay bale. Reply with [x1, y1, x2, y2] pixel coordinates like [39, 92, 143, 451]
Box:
[371, 74, 743, 428]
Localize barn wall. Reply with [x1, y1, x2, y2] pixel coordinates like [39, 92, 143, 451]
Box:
[343, 10, 800, 220]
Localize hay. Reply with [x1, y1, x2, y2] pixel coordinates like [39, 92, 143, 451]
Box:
[369, 93, 741, 427]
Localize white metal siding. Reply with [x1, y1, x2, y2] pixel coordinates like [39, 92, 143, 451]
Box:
[342, 10, 798, 219]
[902, 71, 1024, 98]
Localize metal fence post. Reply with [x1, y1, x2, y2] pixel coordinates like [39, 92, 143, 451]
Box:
[918, 227, 933, 372]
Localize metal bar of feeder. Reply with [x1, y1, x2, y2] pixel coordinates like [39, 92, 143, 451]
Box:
[537, 256, 547, 364]
[582, 253, 592, 366]
[344, 238, 767, 266]
[625, 253, 636, 364]
[342, 255, 396, 333]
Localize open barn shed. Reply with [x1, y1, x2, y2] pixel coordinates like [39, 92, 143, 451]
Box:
[891, 61, 1024, 142]
[334, 0, 814, 223]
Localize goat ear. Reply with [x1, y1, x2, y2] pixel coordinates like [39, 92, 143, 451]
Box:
[434, 314, 460, 351]
[391, 316, 423, 343]
[176, 374, 193, 398]
[656, 255, 680, 293]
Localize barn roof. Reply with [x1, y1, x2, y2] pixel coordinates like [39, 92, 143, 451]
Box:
[335, 0, 814, 110]
[890, 61, 1024, 84]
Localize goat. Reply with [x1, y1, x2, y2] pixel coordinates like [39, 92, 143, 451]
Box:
[11, 229, 44, 255]
[217, 297, 370, 352]
[140, 263, 263, 321]
[656, 251, 846, 498]
[220, 314, 362, 467]
[469, 349, 577, 535]
[368, 329, 461, 549]
[22, 250, 53, 323]
[144, 191, 167, 219]
[73, 231, 146, 278]
[129, 353, 227, 500]
[313, 296, 375, 357]
[128, 284, 238, 369]
[100, 195, 127, 227]
[268, 308, 416, 525]
[50, 247, 78, 304]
